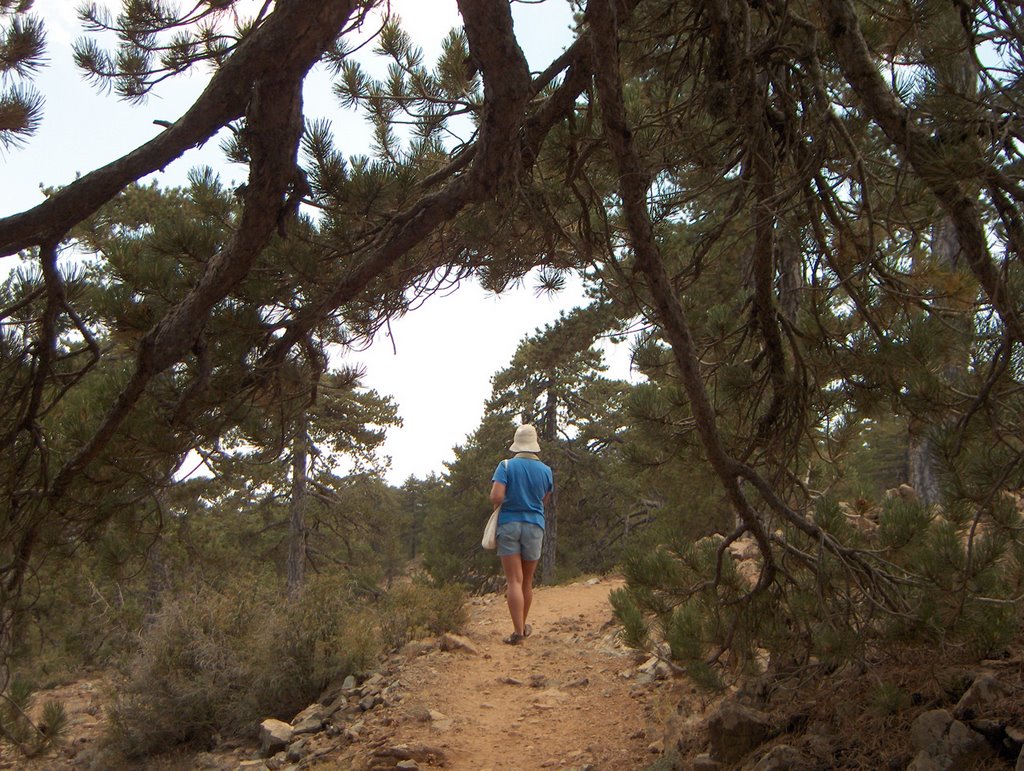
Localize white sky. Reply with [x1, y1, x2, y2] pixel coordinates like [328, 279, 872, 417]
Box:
[1, 0, 631, 485]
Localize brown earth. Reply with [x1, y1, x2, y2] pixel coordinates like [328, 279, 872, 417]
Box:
[323, 575, 688, 770]
[3, 576, 701, 770]
[8, 575, 1024, 769]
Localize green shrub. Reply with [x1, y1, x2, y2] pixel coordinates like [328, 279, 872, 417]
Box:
[614, 491, 1024, 685]
[0, 678, 68, 757]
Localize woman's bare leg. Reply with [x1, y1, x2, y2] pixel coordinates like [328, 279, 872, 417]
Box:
[521, 559, 539, 628]
[500, 554, 525, 635]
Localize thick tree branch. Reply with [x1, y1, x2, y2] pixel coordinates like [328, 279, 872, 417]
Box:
[0, 0, 359, 257]
[254, 0, 541, 369]
[588, 0, 776, 589]
[50, 75, 308, 499]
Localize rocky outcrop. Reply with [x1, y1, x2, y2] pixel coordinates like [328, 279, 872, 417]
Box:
[907, 709, 987, 770]
[706, 700, 775, 764]
[242, 632, 481, 769]
[673, 670, 1020, 770]
[258, 719, 293, 757]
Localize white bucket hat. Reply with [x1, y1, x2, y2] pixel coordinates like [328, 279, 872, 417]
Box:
[509, 424, 541, 453]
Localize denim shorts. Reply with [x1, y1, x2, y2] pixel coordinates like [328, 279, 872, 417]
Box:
[496, 521, 544, 562]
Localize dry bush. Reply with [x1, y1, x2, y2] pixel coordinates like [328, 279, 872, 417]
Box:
[106, 572, 378, 758]
[376, 580, 469, 650]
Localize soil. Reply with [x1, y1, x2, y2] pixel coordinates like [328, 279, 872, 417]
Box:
[7, 575, 1024, 769]
[324, 575, 685, 770]
[3, 575, 700, 771]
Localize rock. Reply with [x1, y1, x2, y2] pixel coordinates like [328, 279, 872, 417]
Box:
[907, 751, 944, 771]
[966, 717, 1004, 744]
[372, 743, 446, 764]
[423, 708, 454, 732]
[727, 535, 760, 561]
[647, 738, 664, 753]
[265, 754, 288, 771]
[291, 715, 323, 735]
[754, 744, 805, 770]
[439, 633, 479, 655]
[638, 655, 659, 673]
[401, 639, 436, 657]
[691, 753, 721, 770]
[911, 710, 953, 755]
[954, 673, 1008, 719]
[637, 656, 673, 680]
[909, 709, 988, 770]
[363, 672, 385, 689]
[847, 514, 878, 534]
[259, 718, 293, 757]
[190, 753, 220, 769]
[735, 560, 762, 587]
[359, 693, 382, 711]
[396, 762, 419, 770]
[291, 703, 327, 726]
[286, 737, 308, 763]
[406, 704, 432, 722]
[946, 718, 985, 757]
[898, 484, 919, 503]
[317, 673, 359, 706]
[1007, 725, 1024, 745]
[707, 700, 774, 764]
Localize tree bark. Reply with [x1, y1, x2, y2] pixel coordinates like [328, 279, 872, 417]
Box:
[287, 413, 309, 598]
[540, 386, 559, 584]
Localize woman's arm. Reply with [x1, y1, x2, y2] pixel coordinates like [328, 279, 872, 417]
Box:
[490, 481, 506, 508]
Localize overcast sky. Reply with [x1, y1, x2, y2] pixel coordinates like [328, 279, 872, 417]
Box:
[1, 0, 631, 485]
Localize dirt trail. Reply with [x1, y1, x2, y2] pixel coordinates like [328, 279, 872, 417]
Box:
[329, 575, 681, 770]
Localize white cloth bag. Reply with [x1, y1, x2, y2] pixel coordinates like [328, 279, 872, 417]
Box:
[482, 459, 509, 550]
[482, 506, 500, 550]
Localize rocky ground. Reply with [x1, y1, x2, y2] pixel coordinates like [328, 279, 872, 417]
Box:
[3, 576, 701, 770]
[7, 570, 1024, 769]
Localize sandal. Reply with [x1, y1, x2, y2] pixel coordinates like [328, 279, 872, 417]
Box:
[523, 624, 532, 638]
[502, 632, 525, 645]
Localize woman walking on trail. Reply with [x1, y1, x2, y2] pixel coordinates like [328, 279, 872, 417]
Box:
[489, 424, 554, 646]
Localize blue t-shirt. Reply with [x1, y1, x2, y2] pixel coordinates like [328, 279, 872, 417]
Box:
[492, 455, 553, 529]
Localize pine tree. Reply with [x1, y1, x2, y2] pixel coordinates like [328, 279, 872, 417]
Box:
[0, 0, 45, 149]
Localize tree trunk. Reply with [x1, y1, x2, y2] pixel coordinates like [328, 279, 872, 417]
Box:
[539, 385, 558, 584]
[907, 216, 961, 508]
[287, 413, 309, 598]
[907, 420, 940, 507]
